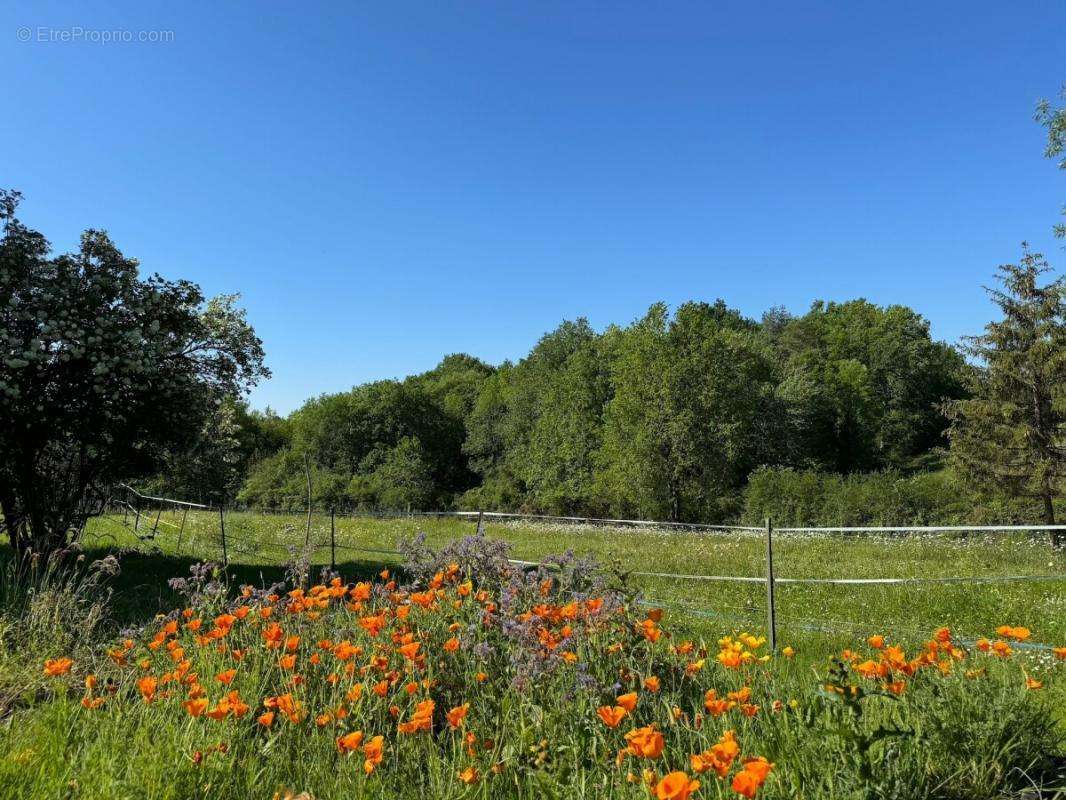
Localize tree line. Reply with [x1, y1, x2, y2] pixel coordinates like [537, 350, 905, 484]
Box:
[219, 298, 963, 519]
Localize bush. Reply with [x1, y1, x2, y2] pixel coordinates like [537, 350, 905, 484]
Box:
[742, 468, 973, 527]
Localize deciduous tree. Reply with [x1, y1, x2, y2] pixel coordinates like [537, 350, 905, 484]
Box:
[1036, 85, 1065, 239]
[0, 191, 268, 553]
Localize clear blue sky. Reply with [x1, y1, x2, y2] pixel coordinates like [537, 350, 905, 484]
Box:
[3, 2, 1063, 413]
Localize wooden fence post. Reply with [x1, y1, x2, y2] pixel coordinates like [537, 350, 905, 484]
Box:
[330, 507, 336, 571]
[177, 506, 189, 555]
[476, 510, 484, 536]
[765, 517, 777, 654]
[219, 506, 228, 566]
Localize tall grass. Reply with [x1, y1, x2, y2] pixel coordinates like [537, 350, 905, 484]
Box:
[84, 509, 1066, 653]
[0, 549, 117, 718]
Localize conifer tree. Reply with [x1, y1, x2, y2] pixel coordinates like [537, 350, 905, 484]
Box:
[945, 247, 1065, 545]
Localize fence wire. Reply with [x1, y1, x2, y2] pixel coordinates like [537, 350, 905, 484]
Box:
[87, 487, 1065, 653]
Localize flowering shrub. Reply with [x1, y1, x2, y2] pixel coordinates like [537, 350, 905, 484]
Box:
[8, 535, 1065, 799]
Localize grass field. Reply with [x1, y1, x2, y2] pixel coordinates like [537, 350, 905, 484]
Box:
[0, 509, 1061, 799]
[84, 508, 1066, 656]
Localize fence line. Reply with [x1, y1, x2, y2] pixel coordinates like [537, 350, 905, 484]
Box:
[610, 569, 1066, 586]
[98, 487, 1065, 654]
[231, 505, 763, 533]
[118, 483, 211, 510]
[228, 505, 1066, 537]
[114, 486, 1066, 537]
[776, 524, 1066, 534]
[638, 598, 1064, 654]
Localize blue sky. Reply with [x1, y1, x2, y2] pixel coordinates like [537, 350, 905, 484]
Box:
[3, 2, 1063, 413]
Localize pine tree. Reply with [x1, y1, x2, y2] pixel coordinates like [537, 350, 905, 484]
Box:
[945, 247, 1065, 546]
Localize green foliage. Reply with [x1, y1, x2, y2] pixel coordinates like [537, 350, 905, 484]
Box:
[1036, 84, 1066, 238]
[240, 356, 494, 510]
[771, 300, 967, 473]
[742, 466, 1066, 528]
[146, 399, 246, 505]
[593, 306, 676, 520]
[514, 320, 610, 514]
[944, 247, 1066, 535]
[742, 468, 973, 527]
[235, 297, 971, 522]
[0, 191, 268, 552]
[594, 302, 778, 522]
[360, 436, 435, 510]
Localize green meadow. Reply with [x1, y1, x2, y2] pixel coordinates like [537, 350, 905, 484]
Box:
[84, 509, 1066, 657]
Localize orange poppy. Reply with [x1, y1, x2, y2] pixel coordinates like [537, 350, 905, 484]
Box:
[362, 735, 385, 774]
[336, 731, 365, 753]
[596, 705, 628, 728]
[398, 699, 435, 734]
[732, 757, 773, 798]
[457, 766, 480, 785]
[216, 669, 237, 685]
[991, 640, 1013, 658]
[272, 693, 305, 723]
[446, 703, 469, 729]
[655, 771, 700, 800]
[690, 729, 738, 778]
[137, 676, 158, 703]
[616, 692, 638, 712]
[43, 658, 73, 677]
[624, 725, 664, 759]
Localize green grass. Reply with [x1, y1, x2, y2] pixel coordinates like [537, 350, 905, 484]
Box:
[0, 511, 1059, 799]
[84, 508, 1066, 657]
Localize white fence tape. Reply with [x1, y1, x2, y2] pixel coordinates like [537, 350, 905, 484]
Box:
[103, 489, 1065, 591]
[775, 524, 1066, 534]
[119, 484, 210, 509]
[508, 560, 1063, 586]
[637, 598, 1063, 653]
[626, 571, 1065, 585]
[471, 511, 759, 531]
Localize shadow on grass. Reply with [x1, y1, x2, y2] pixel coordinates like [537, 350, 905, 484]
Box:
[0, 541, 396, 630]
